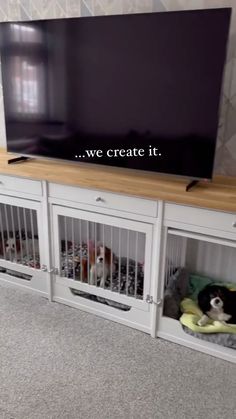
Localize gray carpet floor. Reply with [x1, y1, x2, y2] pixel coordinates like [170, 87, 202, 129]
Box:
[0, 282, 236, 419]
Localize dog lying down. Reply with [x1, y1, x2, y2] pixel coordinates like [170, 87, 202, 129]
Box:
[197, 284, 236, 326]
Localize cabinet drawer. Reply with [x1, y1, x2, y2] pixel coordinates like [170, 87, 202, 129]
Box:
[49, 183, 158, 217]
[0, 174, 42, 196]
[164, 203, 236, 235]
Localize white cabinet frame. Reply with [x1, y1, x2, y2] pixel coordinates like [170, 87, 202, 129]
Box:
[51, 204, 154, 312]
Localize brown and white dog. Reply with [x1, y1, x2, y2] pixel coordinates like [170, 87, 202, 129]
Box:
[89, 245, 116, 287]
[74, 243, 115, 286]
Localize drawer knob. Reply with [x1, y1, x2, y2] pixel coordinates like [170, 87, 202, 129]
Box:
[232, 221, 236, 228]
[95, 196, 104, 202]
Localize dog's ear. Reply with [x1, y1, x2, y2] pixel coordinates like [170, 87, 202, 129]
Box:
[198, 288, 211, 312]
[219, 286, 231, 303]
[81, 258, 88, 281]
[104, 246, 111, 262]
[16, 239, 21, 252]
[88, 240, 95, 251]
[86, 242, 95, 264]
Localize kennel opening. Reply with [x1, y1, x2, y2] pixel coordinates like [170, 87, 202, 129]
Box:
[0, 202, 40, 269]
[162, 228, 236, 351]
[58, 215, 146, 300]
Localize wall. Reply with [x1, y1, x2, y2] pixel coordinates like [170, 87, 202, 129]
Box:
[0, 0, 235, 176]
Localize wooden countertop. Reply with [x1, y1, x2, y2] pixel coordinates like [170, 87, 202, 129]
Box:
[0, 148, 236, 212]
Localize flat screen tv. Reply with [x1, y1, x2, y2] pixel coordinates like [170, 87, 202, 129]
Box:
[0, 9, 231, 180]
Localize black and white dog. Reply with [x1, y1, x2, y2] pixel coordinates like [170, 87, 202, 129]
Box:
[197, 285, 236, 326]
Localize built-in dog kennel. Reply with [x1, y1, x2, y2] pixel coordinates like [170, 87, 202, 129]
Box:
[51, 205, 154, 332]
[0, 196, 47, 295]
[158, 227, 236, 362]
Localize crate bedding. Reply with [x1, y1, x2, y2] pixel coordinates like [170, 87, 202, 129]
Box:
[164, 268, 236, 349]
[61, 241, 144, 310]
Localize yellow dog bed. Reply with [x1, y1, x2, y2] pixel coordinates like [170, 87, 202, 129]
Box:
[180, 298, 236, 334]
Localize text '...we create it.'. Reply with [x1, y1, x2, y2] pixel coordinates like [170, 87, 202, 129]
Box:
[75, 146, 162, 159]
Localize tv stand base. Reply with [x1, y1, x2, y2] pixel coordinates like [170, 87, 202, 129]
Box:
[186, 180, 199, 192]
[8, 156, 31, 165]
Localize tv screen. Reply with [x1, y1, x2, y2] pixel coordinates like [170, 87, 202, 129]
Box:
[0, 9, 231, 179]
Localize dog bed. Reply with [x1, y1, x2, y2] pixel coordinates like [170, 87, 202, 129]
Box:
[60, 241, 144, 309]
[164, 270, 236, 349]
[182, 325, 236, 349]
[181, 299, 236, 349]
[180, 298, 236, 334]
[180, 275, 236, 349]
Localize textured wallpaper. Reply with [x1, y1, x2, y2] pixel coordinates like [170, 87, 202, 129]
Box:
[0, 0, 235, 176]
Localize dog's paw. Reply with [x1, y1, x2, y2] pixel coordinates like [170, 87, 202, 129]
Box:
[218, 313, 231, 322]
[213, 320, 231, 327]
[197, 320, 206, 326]
[197, 315, 209, 326]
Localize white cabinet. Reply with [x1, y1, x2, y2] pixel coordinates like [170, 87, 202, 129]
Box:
[0, 174, 42, 198]
[164, 203, 236, 239]
[49, 200, 155, 333]
[157, 202, 236, 363]
[49, 182, 158, 218]
[0, 192, 48, 295]
[1, 173, 236, 362]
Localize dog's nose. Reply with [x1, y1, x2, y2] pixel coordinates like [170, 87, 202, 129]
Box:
[99, 257, 103, 262]
[215, 298, 220, 304]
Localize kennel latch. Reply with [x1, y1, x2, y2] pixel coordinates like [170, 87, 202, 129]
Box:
[47, 267, 59, 274]
[146, 295, 162, 306]
[40, 265, 58, 274]
[146, 295, 153, 304]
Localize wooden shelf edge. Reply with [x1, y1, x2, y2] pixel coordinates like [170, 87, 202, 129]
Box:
[1, 148, 236, 212]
